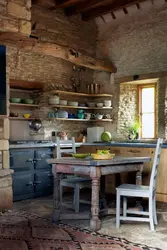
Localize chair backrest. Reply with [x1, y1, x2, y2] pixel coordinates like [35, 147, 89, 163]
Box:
[149, 138, 163, 193]
[56, 137, 76, 159]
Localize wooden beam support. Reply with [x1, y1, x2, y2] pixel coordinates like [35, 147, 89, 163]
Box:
[53, 0, 86, 9]
[33, 0, 56, 8]
[82, 0, 146, 21]
[65, 0, 104, 16]
[0, 32, 117, 73]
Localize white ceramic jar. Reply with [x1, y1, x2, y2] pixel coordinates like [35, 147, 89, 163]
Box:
[49, 95, 59, 105]
[104, 100, 112, 107]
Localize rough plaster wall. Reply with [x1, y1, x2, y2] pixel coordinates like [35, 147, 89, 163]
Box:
[8, 6, 97, 140]
[95, 4, 167, 138]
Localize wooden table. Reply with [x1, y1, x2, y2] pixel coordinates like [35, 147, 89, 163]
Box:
[48, 156, 151, 231]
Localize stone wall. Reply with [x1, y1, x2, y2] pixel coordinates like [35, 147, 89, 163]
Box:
[0, 119, 13, 210]
[117, 84, 138, 139]
[95, 4, 167, 138]
[0, 0, 31, 35]
[0, 1, 97, 209]
[8, 5, 97, 140]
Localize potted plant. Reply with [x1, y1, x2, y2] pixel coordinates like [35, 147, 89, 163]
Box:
[127, 116, 140, 140]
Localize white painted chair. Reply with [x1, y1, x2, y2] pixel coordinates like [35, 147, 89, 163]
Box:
[116, 138, 163, 231]
[56, 137, 91, 213]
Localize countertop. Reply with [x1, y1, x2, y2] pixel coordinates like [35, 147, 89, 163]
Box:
[9, 141, 167, 149]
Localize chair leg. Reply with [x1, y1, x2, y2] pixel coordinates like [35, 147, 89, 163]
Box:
[153, 195, 158, 225]
[123, 197, 127, 217]
[116, 192, 121, 229]
[74, 184, 80, 213]
[60, 184, 63, 203]
[149, 197, 155, 231]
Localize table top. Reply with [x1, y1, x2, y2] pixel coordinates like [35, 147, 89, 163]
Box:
[47, 156, 151, 166]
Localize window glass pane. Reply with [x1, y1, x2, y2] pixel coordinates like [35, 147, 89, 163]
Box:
[142, 87, 155, 113]
[142, 113, 155, 138]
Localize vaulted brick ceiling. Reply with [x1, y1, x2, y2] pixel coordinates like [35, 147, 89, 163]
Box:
[33, 0, 150, 21]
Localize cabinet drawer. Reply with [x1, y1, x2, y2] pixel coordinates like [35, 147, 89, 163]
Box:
[10, 149, 34, 171]
[34, 148, 53, 169]
[34, 170, 53, 196]
[13, 171, 34, 199]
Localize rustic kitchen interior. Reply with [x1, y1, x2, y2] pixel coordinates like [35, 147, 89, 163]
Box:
[1, 0, 167, 249]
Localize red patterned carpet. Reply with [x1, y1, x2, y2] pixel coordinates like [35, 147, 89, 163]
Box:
[0, 211, 162, 250]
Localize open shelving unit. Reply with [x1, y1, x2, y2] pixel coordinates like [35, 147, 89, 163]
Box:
[48, 118, 113, 122]
[10, 103, 39, 108]
[9, 117, 38, 121]
[48, 104, 113, 110]
[46, 90, 113, 97]
[9, 81, 113, 122]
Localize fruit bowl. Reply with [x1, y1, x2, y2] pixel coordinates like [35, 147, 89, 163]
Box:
[91, 153, 115, 160]
[72, 153, 90, 159]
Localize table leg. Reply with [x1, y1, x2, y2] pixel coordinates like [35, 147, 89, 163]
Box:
[90, 177, 101, 231]
[52, 173, 62, 223]
[136, 164, 143, 185]
[99, 176, 108, 210]
[135, 164, 143, 208]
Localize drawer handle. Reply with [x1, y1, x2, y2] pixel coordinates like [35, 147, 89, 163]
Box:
[34, 158, 41, 162]
[26, 159, 34, 163]
[34, 181, 41, 185]
[26, 181, 33, 186]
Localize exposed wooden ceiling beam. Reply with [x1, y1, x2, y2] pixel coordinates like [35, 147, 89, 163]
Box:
[52, 0, 86, 9]
[65, 0, 106, 16]
[0, 32, 117, 73]
[33, 0, 56, 8]
[82, 0, 146, 21]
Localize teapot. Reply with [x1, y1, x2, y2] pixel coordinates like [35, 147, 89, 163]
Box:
[59, 131, 68, 140]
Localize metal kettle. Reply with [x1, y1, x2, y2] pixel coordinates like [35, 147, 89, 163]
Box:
[29, 119, 42, 131]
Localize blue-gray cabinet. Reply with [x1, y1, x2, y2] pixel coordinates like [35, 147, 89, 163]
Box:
[10, 148, 53, 201]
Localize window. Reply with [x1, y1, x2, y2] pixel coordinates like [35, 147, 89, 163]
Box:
[138, 85, 156, 139]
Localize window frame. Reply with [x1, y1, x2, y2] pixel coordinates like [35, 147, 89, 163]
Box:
[138, 84, 156, 139]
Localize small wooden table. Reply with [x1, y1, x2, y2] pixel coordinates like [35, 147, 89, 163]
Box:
[48, 156, 151, 231]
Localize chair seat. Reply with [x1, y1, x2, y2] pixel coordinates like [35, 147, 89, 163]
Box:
[117, 184, 150, 198]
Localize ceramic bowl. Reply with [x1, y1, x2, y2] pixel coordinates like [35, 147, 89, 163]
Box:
[104, 100, 112, 107]
[96, 103, 103, 107]
[68, 101, 78, 107]
[49, 95, 59, 105]
[23, 114, 31, 119]
[22, 99, 34, 104]
[10, 98, 21, 103]
[59, 100, 67, 105]
[87, 102, 95, 107]
[10, 112, 18, 117]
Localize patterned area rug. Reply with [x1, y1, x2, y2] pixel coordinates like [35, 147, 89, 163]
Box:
[0, 210, 162, 250]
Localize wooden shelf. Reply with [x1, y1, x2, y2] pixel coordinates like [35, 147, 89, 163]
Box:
[9, 117, 37, 121]
[10, 88, 39, 93]
[46, 90, 113, 97]
[9, 117, 112, 122]
[9, 79, 43, 90]
[48, 118, 112, 122]
[48, 104, 113, 110]
[10, 103, 39, 108]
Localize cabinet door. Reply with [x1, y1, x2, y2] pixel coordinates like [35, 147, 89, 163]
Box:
[34, 148, 53, 170]
[13, 171, 34, 201]
[10, 149, 34, 172]
[34, 170, 53, 197]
